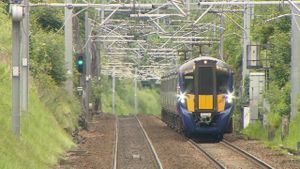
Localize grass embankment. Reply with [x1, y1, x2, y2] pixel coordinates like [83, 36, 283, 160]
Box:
[243, 114, 300, 151]
[0, 65, 80, 169]
[0, 5, 80, 169]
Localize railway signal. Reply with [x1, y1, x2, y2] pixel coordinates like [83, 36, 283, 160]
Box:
[76, 54, 85, 73]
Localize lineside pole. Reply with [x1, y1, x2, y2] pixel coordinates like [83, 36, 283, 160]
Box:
[186, 0, 190, 21]
[291, 5, 300, 118]
[84, 12, 92, 121]
[21, 0, 29, 112]
[134, 67, 138, 114]
[242, 1, 251, 96]
[64, 0, 73, 95]
[112, 66, 115, 115]
[11, 3, 24, 137]
[219, 12, 224, 60]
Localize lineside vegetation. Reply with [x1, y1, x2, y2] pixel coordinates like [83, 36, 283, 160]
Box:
[0, 2, 80, 169]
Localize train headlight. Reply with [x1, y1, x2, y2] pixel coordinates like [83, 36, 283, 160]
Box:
[177, 92, 187, 104]
[225, 91, 235, 104]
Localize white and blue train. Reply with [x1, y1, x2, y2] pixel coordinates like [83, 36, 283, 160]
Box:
[161, 56, 234, 141]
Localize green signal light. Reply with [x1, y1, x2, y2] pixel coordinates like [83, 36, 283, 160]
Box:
[77, 60, 84, 65]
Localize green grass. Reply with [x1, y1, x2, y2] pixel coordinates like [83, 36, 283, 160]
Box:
[242, 121, 268, 140]
[138, 88, 161, 115]
[284, 113, 300, 149]
[0, 4, 11, 65]
[100, 77, 161, 116]
[242, 113, 300, 152]
[0, 64, 79, 168]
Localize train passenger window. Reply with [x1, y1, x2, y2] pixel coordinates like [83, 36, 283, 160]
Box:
[184, 74, 194, 93]
[217, 71, 229, 94]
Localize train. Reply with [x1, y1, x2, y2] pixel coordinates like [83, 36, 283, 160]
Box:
[160, 56, 234, 141]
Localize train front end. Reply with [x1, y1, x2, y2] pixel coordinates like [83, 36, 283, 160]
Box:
[178, 57, 234, 140]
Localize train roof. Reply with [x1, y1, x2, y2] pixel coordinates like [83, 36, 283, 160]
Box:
[179, 56, 232, 73]
[161, 56, 233, 79]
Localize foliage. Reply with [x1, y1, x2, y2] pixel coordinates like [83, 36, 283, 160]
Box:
[240, 5, 298, 150]
[30, 28, 67, 85]
[0, 4, 11, 65]
[35, 8, 64, 31]
[242, 121, 268, 140]
[138, 88, 161, 115]
[98, 75, 161, 116]
[265, 82, 290, 117]
[0, 63, 79, 169]
[268, 32, 290, 88]
[284, 113, 300, 149]
[0, 3, 80, 169]
[27, 5, 67, 86]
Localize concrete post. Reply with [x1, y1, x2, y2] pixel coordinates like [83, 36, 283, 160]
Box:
[64, 0, 73, 95]
[21, 0, 29, 112]
[291, 6, 300, 118]
[84, 12, 92, 121]
[242, 2, 251, 96]
[112, 67, 115, 115]
[12, 19, 22, 137]
[134, 67, 138, 114]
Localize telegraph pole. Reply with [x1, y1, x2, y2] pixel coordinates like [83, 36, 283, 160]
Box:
[84, 12, 92, 121]
[112, 66, 116, 115]
[186, 0, 190, 21]
[290, 4, 300, 118]
[242, 1, 251, 95]
[100, 6, 104, 24]
[134, 67, 138, 114]
[64, 0, 73, 95]
[21, 0, 29, 112]
[10, 2, 24, 137]
[219, 12, 224, 60]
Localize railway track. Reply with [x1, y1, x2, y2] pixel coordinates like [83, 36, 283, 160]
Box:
[189, 139, 274, 169]
[155, 114, 273, 168]
[112, 115, 163, 169]
[220, 140, 274, 169]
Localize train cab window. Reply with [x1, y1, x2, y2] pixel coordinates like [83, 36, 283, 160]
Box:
[184, 74, 194, 93]
[216, 71, 229, 94]
[198, 67, 214, 94]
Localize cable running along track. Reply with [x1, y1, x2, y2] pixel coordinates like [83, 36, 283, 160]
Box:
[112, 115, 163, 169]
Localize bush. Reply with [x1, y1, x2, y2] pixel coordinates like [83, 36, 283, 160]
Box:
[242, 121, 268, 140]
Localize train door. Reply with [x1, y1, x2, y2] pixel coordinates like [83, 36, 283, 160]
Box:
[193, 60, 217, 125]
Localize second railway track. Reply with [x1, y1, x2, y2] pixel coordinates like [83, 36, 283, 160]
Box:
[113, 115, 163, 169]
[189, 139, 274, 169]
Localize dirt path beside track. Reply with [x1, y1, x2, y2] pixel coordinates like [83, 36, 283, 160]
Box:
[57, 113, 115, 169]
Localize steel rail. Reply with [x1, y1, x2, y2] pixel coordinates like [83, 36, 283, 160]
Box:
[221, 140, 274, 169]
[112, 115, 119, 169]
[188, 140, 226, 169]
[135, 116, 164, 169]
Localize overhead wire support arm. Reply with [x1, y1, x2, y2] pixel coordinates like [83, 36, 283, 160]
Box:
[169, 0, 187, 16]
[193, 5, 213, 25]
[288, 0, 300, 13]
[29, 3, 154, 9]
[146, 2, 170, 14]
[99, 7, 119, 26]
[28, 1, 300, 8]
[150, 20, 166, 33]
